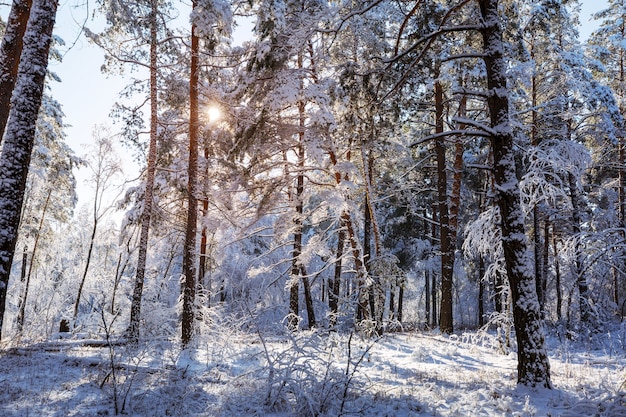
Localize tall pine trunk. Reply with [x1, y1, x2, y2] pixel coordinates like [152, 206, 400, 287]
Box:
[182, 3, 199, 347]
[0, 0, 58, 339]
[479, 0, 551, 387]
[289, 56, 316, 330]
[435, 80, 454, 334]
[127, 0, 159, 343]
[568, 172, 591, 323]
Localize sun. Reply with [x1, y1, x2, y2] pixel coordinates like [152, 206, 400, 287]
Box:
[206, 106, 221, 123]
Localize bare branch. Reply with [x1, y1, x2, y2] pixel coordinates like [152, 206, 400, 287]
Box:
[410, 129, 490, 147]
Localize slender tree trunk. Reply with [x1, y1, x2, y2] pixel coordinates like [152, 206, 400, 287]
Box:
[537, 218, 550, 319]
[198, 158, 210, 298]
[300, 265, 316, 329]
[554, 233, 562, 321]
[431, 272, 437, 327]
[289, 61, 316, 329]
[478, 257, 485, 327]
[529, 39, 546, 317]
[127, 0, 159, 343]
[479, 0, 551, 387]
[425, 269, 430, 327]
[568, 172, 591, 323]
[615, 131, 624, 311]
[430, 207, 438, 328]
[617, 19, 626, 311]
[363, 147, 383, 334]
[73, 208, 97, 322]
[182, 3, 199, 347]
[328, 148, 369, 324]
[435, 80, 454, 334]
[329, 225, 344, 328]
[424, 213, 430, 327]
[0, 0, 33, 141]
[112, 232, 134, 315]
[397, 281, 404, 322]
[16, 187, 51, 331]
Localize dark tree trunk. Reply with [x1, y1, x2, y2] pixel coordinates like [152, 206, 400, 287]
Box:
[553, 233, 562, 321]
[182, 4, 199, 347]
[479, 0, 551, 387]
[568, 172, 591, 324]
[329, 225, 344, 328]
[431, 207, 438, 328]
[431, 272, 437, 328]
[425, 269, 431, 327]
[616, 135, 625, 310]
[478, 256, 485, 327]
[328, 148, 369, 325]
[289, 61, 316, 330]
[435, 81, 454, 334]
[73, 208, 97, 322]
[0, 0, 33, 141]
[529, 39, 545, 318]
[533, 206, 544, 316]
[537, 219, 550, 319]
[363, 148, 383, 334]
[397, 282, 404, 322]
[0, 0, 58, 340]
[300, 265, 316, 329]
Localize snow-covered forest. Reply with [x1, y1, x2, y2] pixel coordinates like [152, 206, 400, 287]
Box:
[1, 0, 626, 415]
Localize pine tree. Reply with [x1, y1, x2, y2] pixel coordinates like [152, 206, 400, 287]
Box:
[479, 0, 551, 387]
[0, 0, 33, 141]
[0, 0, 58, 339]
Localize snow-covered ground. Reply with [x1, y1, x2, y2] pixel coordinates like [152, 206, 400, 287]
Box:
[0, 325, 625, 416]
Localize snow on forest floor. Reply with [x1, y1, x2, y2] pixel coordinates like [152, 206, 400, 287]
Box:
[0, 326, 626, 416]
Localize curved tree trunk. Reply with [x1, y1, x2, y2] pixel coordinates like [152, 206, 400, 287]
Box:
[479, 0, 551, 388]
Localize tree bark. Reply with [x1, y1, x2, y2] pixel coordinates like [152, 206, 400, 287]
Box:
[363, 148, 383, 334]
[529, 38, 546, 317]
[430, 207, 438, 328]
[479, 0, 551, 387]
[568, 172, 591, 323]
[127, 0, 159, 344]
[329, 224, 344, 328]
[435, 81, 454, 334]
[0, 0, 58, 339]
[182, 3, 199, 348]
[478, 257, 485, 327]
[553, 233, 562, 321]
[0, 0, 33, 142]
[288, 56, 317, 330]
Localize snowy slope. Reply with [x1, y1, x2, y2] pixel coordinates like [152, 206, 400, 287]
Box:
[0, 327, 625, 416]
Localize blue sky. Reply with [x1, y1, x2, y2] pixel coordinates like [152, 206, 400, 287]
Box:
[0, 0, 613, 211]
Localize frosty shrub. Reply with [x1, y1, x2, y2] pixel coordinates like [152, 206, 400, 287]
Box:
[217, 327, 375, 417]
